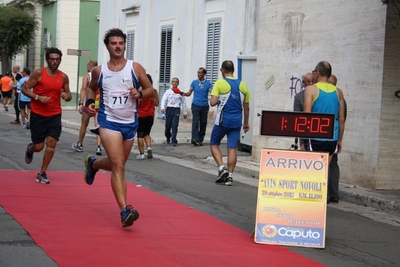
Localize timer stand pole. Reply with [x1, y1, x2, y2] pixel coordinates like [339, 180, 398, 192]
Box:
[290, 137, 299, 151]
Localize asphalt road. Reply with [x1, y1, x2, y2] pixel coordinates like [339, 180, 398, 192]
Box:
[0, 113, 399, 267]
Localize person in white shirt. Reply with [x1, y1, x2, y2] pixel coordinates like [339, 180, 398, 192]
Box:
[160, 77, 188, 146]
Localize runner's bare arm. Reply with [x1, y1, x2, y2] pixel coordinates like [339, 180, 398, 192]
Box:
[61, 73, 72, 101]
[133, 62, 153, 99]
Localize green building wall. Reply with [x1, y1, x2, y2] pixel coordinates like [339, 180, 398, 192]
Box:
[41, 3, 57, 66]
[78, 1, 100, 77]
[40, 1, 100, 108]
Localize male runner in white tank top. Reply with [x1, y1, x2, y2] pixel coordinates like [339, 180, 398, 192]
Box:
[83, 28, 154, 228]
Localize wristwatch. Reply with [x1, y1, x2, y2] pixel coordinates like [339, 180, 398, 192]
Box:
[35, 95, 39, 100]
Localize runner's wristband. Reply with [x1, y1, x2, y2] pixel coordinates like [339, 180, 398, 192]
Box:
[85, 99, 95, 107]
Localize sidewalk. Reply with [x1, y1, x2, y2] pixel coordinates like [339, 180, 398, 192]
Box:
[8, 108, 394, 215]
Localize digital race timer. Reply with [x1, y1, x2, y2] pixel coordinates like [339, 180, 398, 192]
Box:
[260, 110, 334, 139]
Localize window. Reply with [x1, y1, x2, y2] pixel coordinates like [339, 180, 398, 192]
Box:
[126, 30, 135, 60]
[159, 26, 173, 84]
[158, 26, 173, 116]
[205, 19, 221, 84]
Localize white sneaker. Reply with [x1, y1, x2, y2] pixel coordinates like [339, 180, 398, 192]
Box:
[136, 154, 145, 160]
[96, 146, 102, 155]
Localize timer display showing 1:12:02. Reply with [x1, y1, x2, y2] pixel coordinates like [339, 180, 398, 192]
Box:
[261, 111, 334, 139]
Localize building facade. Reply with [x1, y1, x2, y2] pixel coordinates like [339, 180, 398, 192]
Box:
[252, 0, 400, 190]
[97, 0, 400, 190]
[97, 0, 259, 117]
[5, 0, 100, 108]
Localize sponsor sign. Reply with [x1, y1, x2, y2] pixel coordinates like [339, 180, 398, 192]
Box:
[254, 149, 328, 248]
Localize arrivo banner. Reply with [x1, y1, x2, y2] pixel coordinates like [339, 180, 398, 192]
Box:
[254, 149, 328, 248]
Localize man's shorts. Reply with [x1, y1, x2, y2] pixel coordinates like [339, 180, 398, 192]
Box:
[309, 140, 338, 155]
[1, 91, 12, 98]
[19, 101, 30, 110]
[137, 116, 154, 138]
[30, 112, 62, 144]
[210, 124, 241, 149]
[99, 119, 138, 141]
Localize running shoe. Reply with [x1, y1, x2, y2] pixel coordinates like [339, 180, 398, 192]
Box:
[72, 142, 83, 152]
[225, 176, 233, 186]
[20, 123, 26, 129]
[172, 142, 177, 147]
[84, 155, 98, 185]
[25, 142, 34, 164]
[121, 205, 139, 227]
[136, 154, 145, 160]
[191, 139, 200, 146]
[25, 121, 30, 129]
[5, 106, 8, 112]
[90, 126, 100, 135]
[10, 120, 20, 125]
[215, 167, 228, 184]
[36, 172, 50, 184]
[96, 146, 102, 155]
[164, 138, 171, 144]
[147, 148, 153, 159]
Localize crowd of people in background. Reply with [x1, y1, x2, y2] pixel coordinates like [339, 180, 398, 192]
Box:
[1, 28, 346, 227]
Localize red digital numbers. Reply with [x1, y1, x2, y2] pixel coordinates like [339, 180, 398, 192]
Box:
[320, 118, 330, 133]
[295, 117, 307, 132]
[261, 111, 334, 139]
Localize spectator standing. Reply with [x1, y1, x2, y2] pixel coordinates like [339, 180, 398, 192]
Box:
[304, 61, 345, 205]
[22, 47, 72, 184]
[136, 74, 159, 160]
[293, 72, 314, 150]
[11, 65, 23, 125]
[304, 61, 345, 164]
[160, 77, 188, 146]
[18, 68, 32, 129]
[327, 74, 347, 203]
[1, 71, 13, 112]
[210, 60, 251, 186]
[182, 67, 213, 146]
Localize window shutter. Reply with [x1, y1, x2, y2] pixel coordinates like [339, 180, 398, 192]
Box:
[206, 19, 221, 84]
[126, 31, 135, 60]
[159, 26, 173, 84]
[158, 26, 174, 117]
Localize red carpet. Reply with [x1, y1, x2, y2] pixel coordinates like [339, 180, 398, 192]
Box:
[0, 170, 325, 267]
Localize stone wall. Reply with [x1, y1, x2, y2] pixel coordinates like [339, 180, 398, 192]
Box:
[253, 0, 399, 189]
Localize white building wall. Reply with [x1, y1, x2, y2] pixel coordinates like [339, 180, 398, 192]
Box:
[254, 0, 400, 189]
[98, 0, 255, 99]
[56, 0, 81, 98]
[97, 0, 400, 189]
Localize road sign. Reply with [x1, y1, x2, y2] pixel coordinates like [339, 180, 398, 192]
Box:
[67, 49, 91, 57]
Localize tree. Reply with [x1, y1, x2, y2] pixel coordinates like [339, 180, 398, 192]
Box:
[0, 4, 38, 73]
[382, 0, 400, 28]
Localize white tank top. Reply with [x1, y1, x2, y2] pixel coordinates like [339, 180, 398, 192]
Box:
[98, 60, 140, 124]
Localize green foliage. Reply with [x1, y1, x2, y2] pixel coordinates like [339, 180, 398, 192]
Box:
[382, 0, 400, 28]
[0, 5, 38, 56]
